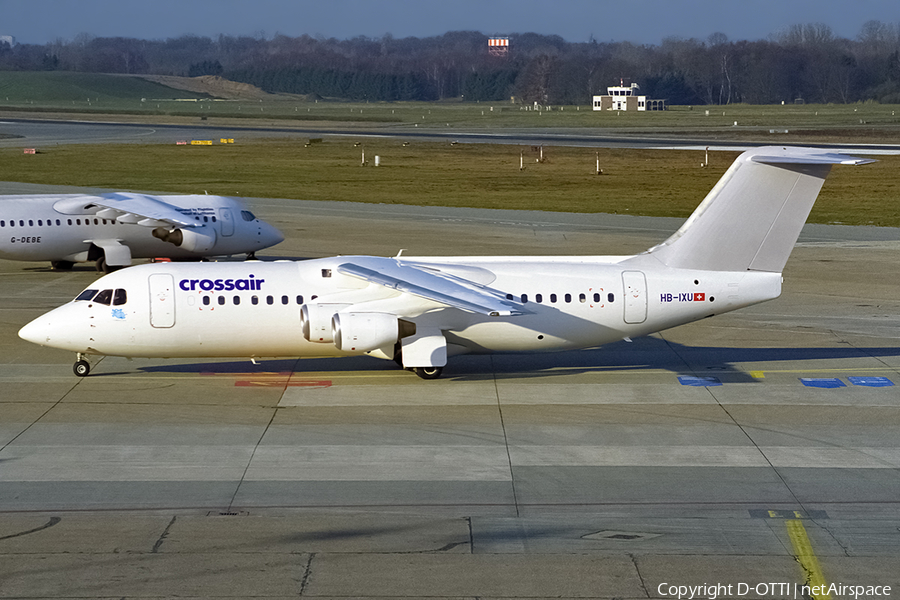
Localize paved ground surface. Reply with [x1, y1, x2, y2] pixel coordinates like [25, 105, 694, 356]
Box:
[0, 185, 899, 598]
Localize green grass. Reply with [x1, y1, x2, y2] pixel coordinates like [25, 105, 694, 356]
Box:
[2, 139, 897, 227]
[2, 72, 900, 136]
[0, 71, 209, 103]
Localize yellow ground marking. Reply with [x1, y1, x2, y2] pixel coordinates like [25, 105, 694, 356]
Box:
[786, 519, 831, 600]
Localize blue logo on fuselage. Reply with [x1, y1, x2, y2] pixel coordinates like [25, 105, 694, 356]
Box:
[179, 275, 264, 292]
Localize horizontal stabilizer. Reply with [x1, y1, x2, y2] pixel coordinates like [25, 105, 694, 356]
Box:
[644, 146, 874, 273]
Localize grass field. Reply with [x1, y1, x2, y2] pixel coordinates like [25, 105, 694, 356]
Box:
[3, 72, 900, 136]
[2, 139, 897, 227]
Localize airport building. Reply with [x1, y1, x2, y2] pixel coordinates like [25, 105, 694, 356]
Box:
[592, 80, 666, 111]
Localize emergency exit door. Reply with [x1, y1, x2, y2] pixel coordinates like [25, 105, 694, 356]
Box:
[622, 270, 647, 324]
[149, 273, 175, 328]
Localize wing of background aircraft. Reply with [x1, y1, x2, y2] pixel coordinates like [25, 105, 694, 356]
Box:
[337, 256, 529, 317]
[86, 193, 202, 227]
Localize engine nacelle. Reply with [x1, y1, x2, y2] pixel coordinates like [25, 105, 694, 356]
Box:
[332, 312, 416, 353]
[301, 303, 351, 343]
[152, 227, 217, 253]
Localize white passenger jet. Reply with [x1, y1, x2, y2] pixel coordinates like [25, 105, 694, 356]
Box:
[0, 192, 284, 271]
[19, 147, 873, 379]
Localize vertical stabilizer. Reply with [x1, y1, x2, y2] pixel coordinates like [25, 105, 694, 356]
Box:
[645, 146, 873, 272]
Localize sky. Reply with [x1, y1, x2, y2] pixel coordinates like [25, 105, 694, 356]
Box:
[4, 0, 900, 46]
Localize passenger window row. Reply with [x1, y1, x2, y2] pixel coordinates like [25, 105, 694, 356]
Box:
[2, 216, 219, 227]
[1, 218, 121, 227]
[507, 292, 615, 305]
[202, 295, 305, 307]
[75, 288, 128, 306]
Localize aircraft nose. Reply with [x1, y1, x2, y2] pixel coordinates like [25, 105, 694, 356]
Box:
[18, 314, 54, 346]
[260, 221, 285, 248]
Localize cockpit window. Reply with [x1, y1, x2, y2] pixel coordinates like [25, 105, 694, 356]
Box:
[75, 289, 98, 302]
[241, 210, 256, 221]
[113, 289, 127, 306]
[93, 289, 113, 305]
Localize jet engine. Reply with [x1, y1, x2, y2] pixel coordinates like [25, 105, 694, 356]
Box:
[152, 227, 217, 253]
[332, 312, 416, 353]
[301, 303, 351, 343]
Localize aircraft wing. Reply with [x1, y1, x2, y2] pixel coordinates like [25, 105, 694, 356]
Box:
[88, 193, 199, 227]
[337, 257, 528, 317]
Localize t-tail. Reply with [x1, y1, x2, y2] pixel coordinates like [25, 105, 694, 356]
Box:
[639, 146, 874, 272]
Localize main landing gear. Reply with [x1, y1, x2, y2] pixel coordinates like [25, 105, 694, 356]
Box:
[414, 366, 443, 380]
[395, 344, 445, 379]
[73, 353, 91, 377]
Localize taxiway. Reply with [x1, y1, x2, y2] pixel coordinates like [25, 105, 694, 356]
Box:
[0, 186, 898, 598]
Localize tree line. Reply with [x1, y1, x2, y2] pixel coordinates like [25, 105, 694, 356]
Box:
[1, 22, 899, 105]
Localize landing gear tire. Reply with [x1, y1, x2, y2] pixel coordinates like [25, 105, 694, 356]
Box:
[96, 257, 120, 274]
[73, 360, 91, 377]
[51, 260, 74, 271]
[414, 366, 443, 380]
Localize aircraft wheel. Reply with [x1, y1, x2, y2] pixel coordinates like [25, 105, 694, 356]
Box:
[73, 360, 91, 377]
[51, 260, 74, 271]
[414, 366, 443, 380]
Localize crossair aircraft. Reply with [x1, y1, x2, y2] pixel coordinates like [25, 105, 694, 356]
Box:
[0, 192, 284, 271]
[20, 147, 874, 379]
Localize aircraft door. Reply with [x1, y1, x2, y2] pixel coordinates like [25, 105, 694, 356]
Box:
[219, 208, 234, 237]
[622, 270, 647, 324]
[149, 273, 176, 328]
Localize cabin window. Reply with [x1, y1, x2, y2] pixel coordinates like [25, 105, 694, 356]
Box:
[212, 216, 217, 222]
[112, 289, 127, 306]
[506, 293, 513, 300]
[218, 296, 225, 305]
[321, 269, 332, 278]
[0, 221, 4, 227]
[579, 293, 586, 303]
[203, 216, 208, 223]
[550, 293, 557, 303]
[76, 219, 81, 225]
[233, 296, 240, 305]
[266, 295, 274, 305]
[202, 296, 210, 306]
[565, 293, 572, 303]
[281, 295, 289, 305]
[29, 220, 34, 226]
[19, 220, 24, 226]
[608, 293, 615, 303]
[593, 293, 600, 303]
[93, 289, 113, 305]
[296, 295, 304, 304]
[75, 289, 98, 301]
[67, 219, 73, 225]
[37, 220, 43, 226]
[520, 294, 528, 303]
[94, 219, 99, 225]
[56, 220, 61, 226]
[241, 210, 256, 221]
[535, 293, 543, 303]
[251, 295, 258, 305]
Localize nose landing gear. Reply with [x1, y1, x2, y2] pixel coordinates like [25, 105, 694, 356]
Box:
[73, 353, 91, 377]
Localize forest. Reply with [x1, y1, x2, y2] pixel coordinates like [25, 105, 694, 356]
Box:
[1, 22, 899, 105]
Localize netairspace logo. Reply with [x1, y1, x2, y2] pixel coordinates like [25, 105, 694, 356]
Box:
[657, 582, 892, 600]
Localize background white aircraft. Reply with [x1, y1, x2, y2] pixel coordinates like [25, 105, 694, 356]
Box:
[19, 146, 874, 378]
[0, 192, 283, 271]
